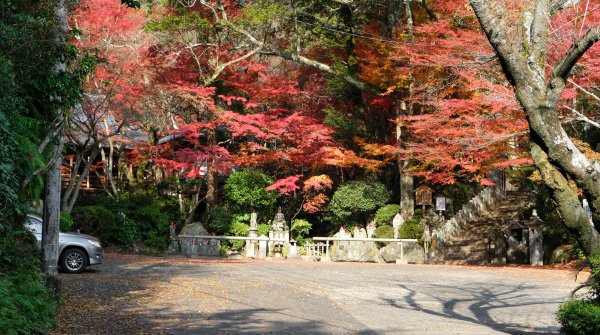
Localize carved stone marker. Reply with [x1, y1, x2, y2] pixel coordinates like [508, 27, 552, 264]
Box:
[528, 210, 543, 266]
[392, 213, 404, 239]
[246, 212, 258, 258]
[269, 208, 289, 258]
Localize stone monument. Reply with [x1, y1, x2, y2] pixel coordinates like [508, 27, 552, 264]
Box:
[392, 213, 404, 239]
[366, 222, 375, 239]
[528, 210, 543, 266]
[179, 221, 220, 257]
[268, 208, 289, 258]
[167, 222, 179, 255]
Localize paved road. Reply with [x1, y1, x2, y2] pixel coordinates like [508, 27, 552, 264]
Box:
[53, 254, 579, 334]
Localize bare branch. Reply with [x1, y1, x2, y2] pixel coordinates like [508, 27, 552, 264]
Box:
[203, 46, 263, 86]
[563, 105, 600, 128]
[552, 26, 600, 82]
[569, 79, 600, 103]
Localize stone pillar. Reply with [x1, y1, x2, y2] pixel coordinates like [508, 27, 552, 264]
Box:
[258, 235, 267, 259]
[529, 211, 543, 266]
[167, 222, 179, 255]
[491, 235, 507, 265]
[246, 212, 258, 258]
[288, 240, 298, 258]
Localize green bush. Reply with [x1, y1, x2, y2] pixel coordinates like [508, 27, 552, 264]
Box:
[0, 220, 56, 334]
[206, 205, 234, 235]
[399, 219, 423, 240]
[114, 216, 141, 248]
[0, 273, 56, 334]
[291, 219, 312, 246]
[228, 214, 250, 250]
[375, 204, 401, 225]
[224, 169, 279, 213]
[71, 192, 175, 251]
[117, 193, 171, 250]
[257, 223, 270, 236]
[60, 211, 74, 232]
[374, 225, 394, 238]
[329, 180, 390, 225]
[71, 205, 117, 244]
[557, 300, 600, 335]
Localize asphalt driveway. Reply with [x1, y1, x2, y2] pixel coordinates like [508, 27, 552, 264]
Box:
[51, 253, 580, 334]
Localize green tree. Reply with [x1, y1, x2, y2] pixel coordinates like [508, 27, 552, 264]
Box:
[329, 181, 390, 226]
[224, 169, 279, 214]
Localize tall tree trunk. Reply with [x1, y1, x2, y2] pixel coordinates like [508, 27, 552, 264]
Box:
[42, 0, 67, 293]
[397, 5, 416, 219]
[400, 164, 415, 218]
[470, 0, 600, 256]
[103, 116, 120, 197]
[42, 138, 63, 295]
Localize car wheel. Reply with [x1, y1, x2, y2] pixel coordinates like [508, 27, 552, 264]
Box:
[60, 248, 88, 273]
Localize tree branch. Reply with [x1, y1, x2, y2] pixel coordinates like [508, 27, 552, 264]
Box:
[552, 26, 600, 82]
[203, 46, 263, 86]
[563, 105, 600, 128]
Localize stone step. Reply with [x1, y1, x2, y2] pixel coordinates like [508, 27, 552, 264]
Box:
[436, 191, 535, 265]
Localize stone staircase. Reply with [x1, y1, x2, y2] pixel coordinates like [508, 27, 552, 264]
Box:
[432, 190, 535, 265]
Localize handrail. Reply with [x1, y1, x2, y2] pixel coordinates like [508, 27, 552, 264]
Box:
[312, 237, 417, 242]
[178, 235, 287, 242]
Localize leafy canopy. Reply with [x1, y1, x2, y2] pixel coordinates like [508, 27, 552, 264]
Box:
[224, 169, 279, 212]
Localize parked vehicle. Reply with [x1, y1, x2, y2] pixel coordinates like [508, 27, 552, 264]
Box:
[25, 215, 103, 273]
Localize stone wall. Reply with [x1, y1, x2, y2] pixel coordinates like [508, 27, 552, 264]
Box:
[329, 240, 424, 263]
[179, 237, 220, 257]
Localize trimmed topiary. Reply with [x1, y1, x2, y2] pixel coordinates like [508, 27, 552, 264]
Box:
[375, 204, 401, 226]
[399, 219, 423, 240]
[329, 180, 391, 225]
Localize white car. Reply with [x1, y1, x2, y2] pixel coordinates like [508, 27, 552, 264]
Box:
[25, 215, 104, 273]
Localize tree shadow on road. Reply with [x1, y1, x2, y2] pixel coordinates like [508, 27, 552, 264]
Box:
[384, 282, 562, 334]
[137, 307, 377, 335]
[54, 257, 376, 334]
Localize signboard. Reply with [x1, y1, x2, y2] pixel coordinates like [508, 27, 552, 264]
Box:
[435, 196, 446, 211]
[199, 159, 208, 176]
[415, 185, 433, 206]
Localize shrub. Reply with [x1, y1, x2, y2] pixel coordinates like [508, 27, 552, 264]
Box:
[374, 225, 394, 239]
[206, 205, 234, 235]
[291, 219, 312, 246]
[60, 211, 74, 232]
[399, 219, 423, 240]
[375, 204, 401, 226]
[329, 180, 390, 225]
[0, 220, 56, 334]
[114, 216, 141, 248]
[72, 192, 175, 251]
[71, 205, 117, 244]
[228, 214, 250, 250]
[257, 223, 270, 236]
[557, 300, 600, 335]
[118, 193, 170, 250]
[0, 273, 56, 334]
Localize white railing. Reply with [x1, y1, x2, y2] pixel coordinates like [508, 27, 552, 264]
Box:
[178, 235, 286, 242]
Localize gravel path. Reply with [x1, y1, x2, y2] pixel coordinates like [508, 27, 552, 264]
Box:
[51, 253, 580, 334]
